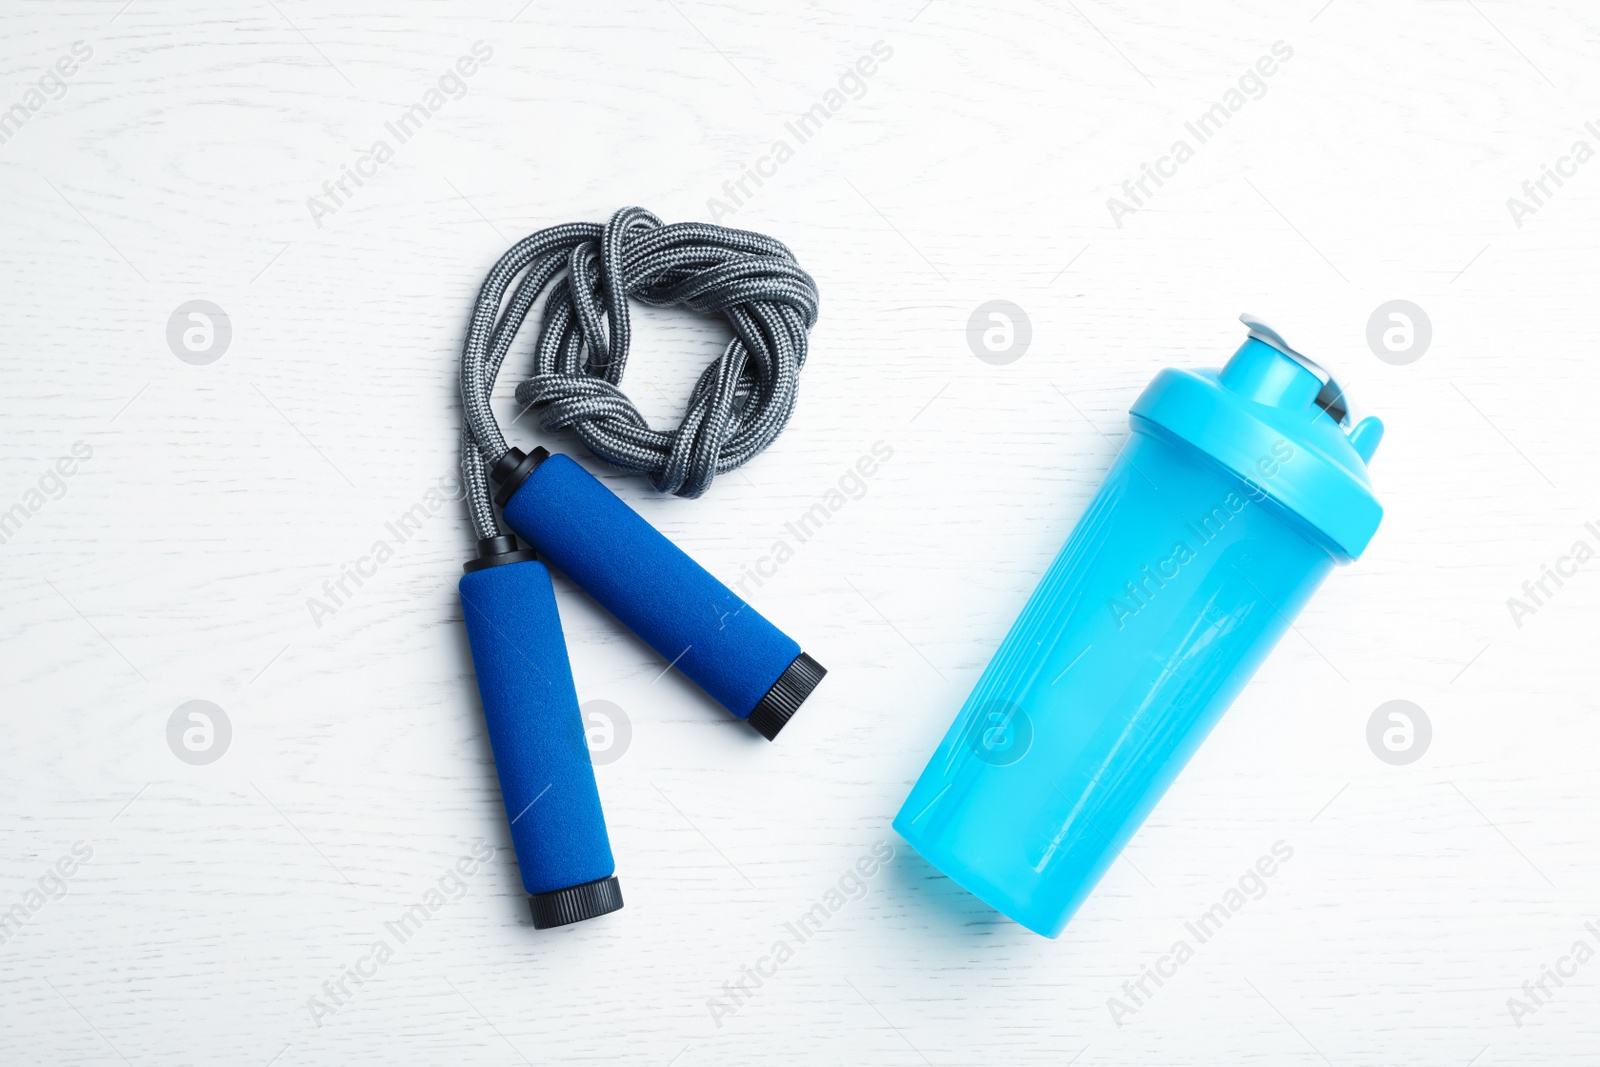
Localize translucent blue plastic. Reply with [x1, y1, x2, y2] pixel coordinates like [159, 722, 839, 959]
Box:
[894, 327, 1382, 937]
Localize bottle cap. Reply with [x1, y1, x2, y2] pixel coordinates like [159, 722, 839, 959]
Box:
[1129, 315, 1384, 560]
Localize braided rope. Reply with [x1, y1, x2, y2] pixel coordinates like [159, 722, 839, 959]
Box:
[460, 207, 819, 538]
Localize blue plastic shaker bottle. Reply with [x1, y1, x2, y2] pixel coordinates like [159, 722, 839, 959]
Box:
[893, 316, 1385, 937]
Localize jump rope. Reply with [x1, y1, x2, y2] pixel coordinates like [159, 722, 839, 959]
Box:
[456, 207, 826, 928]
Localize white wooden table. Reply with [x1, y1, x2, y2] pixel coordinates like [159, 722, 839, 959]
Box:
[3, 1, 1598, 1063]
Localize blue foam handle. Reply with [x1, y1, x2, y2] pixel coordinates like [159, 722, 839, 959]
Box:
[459, 558, 614, 896]
[501, 454, 800, 720]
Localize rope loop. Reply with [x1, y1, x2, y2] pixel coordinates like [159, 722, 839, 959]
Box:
[499, 207, 820, 498]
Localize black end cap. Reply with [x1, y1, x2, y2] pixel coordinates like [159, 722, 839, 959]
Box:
[491, 446, 551, 508]
[462, 535, 539, 573]
[529, 875, 623, 929]
[747, 652, 827, 741]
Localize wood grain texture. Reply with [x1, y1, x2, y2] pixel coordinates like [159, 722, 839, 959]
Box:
[2, 0, 1598, 1063]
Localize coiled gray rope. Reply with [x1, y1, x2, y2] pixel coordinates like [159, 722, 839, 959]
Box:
[460, 207, 820, 540]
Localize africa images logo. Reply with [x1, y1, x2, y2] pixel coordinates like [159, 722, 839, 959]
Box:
[1105, 442, 1294, 629]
